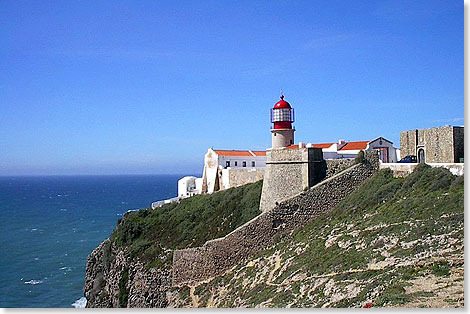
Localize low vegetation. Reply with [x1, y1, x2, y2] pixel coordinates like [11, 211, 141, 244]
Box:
[107, 180, 263, 269]
[171, 164, 464, 308]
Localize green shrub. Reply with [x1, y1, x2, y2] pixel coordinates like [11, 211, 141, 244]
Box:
[431, 261, 450, 277]
[108, 180, 263, 267]
[118, 269, 129, 307]
[354, 150, 365, 164]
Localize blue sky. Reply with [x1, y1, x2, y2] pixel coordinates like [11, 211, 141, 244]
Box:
[0, 1, 463, 175]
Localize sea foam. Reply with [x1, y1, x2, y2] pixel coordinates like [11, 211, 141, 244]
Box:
[72, 297, 87, 308]
[24, 279, 43, 285]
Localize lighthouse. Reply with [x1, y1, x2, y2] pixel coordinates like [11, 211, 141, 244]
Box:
[270, 95, 295, 148]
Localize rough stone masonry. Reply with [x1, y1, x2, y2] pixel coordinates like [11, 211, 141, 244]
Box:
[400, 125, 464, 163]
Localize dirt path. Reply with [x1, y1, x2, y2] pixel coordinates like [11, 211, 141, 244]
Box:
[189, 286, 199, 308]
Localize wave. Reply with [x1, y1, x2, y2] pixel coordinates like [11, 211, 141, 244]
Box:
[71, 297, 87, 308]
[24, 279, 43, 285]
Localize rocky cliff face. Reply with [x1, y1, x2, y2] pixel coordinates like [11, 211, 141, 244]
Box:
[84, 240, 171, 307]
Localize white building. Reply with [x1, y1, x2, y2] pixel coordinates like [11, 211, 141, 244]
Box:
[177, 176, 203, 197]
[202, 148, 266, 194]
[153, 137, 397, 209]
[289, 137, 399, 163]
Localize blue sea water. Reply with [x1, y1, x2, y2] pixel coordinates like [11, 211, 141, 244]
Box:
[0, 174, 191, 308]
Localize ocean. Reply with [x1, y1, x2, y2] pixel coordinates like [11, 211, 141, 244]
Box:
[0, 174, 191, 308]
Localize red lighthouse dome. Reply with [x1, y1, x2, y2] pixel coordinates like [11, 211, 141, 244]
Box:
[273, 95, 292, 109]
[271, 95, 294, 129]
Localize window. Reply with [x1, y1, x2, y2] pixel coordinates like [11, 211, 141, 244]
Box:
[225, 161, 230, 168]
[252, 161, 255, 167]
[235, 161, 238, 166]
[243, 161, 246, 167]
[271, 108, 293, 122]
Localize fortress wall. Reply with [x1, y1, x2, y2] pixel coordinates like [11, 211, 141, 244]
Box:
[325, 158, 355, 178]
[400, 130, 417, 158]
[419, 126, 455, 163]
[400, 126, 464, 163]
[223, 168, 265, 189]
[259, 162, 306, 213]
[259, 147, 324, 213]
[172, 151, 379, 287]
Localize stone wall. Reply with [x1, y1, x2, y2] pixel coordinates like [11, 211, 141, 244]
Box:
[171, 151, 379, 287]
[400, 129, 417, 158]
[419, 126, 454, 163]
[325, 158, 355, 178]
[259, 147, 324, 213]
[400, 126, 464, 163]
[220, 168, 265, 190]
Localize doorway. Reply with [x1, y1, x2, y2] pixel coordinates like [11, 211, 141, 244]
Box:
[375, 147, 389, 163]
[418, 149, 425, 164]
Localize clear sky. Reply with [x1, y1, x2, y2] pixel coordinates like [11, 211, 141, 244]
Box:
[0, 1, 463, 175]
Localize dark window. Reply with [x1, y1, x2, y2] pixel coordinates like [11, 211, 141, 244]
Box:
[225, 161, 230, 168]
[243, 161, 246, 167]
[252, 161, 255, 167]
[235, 161, 238, 166]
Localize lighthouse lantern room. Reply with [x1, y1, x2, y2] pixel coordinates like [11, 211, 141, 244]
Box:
[270, 95, 295, 148]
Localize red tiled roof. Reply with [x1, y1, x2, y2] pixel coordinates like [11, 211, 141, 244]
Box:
[288, 143, 334, 149]
[339, 141, 369, 151]
[252, 151, 266, 156]
[214, 150, 253, 157]
[313, 143, 334, 149]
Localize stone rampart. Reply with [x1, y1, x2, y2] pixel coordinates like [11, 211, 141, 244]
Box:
[400, 126, 464, 163]
[172, 151, 379, 287]
[259, 147, 325, 213]
[221, 168, 265, 190]
[325, 158, 355, 178]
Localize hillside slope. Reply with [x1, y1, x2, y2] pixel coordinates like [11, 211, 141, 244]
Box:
[84, 180, 263, 307]
[168, 165, 464, 308]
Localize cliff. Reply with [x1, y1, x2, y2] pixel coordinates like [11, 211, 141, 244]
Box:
[84, 180, 263, 307]
[84, 163, 464, 308]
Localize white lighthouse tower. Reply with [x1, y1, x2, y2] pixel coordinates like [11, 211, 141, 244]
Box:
[270, 95, 295, 148]
[260, 94, 324, 212]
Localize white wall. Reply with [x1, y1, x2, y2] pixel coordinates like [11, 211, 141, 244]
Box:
[217, 155, 266, 169]
[368, 138, 398, 163]
[203, 149, 220, 194]
[380, 162, 464, 177]
[178, 176, 197, 197]
[195, 178, 203, 194]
